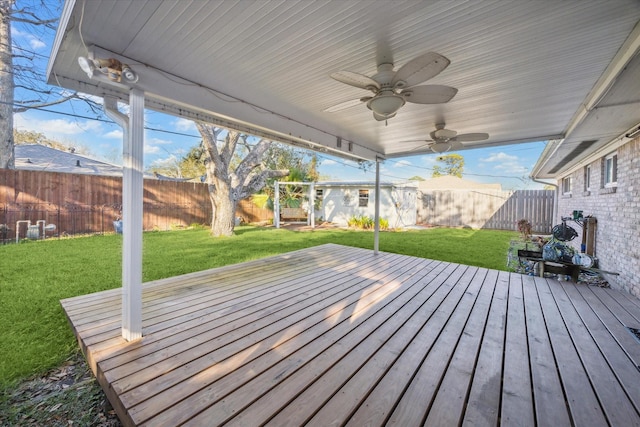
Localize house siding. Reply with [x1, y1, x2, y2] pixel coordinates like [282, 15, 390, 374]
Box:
[557, 136, 640, 297]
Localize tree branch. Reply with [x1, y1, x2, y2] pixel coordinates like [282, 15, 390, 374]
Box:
[220, 130, 240, 167]
[234, 138, 272, 183]
[12, 93, 79, 113]
[196, 122, 226, 175]
[236, 169, 290, 200]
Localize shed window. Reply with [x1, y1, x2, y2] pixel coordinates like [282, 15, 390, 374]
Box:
[604, 153, 617, 187]
[316, 189, 323, 201]
[562, 177, 571, 195]
[359, 189, 369, 207]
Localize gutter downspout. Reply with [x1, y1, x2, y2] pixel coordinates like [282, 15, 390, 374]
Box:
[104, 93, 144, 342]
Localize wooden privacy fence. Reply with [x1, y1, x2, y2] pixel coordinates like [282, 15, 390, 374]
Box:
[0, 169, 272, 243]
[417, 189, 555, 233]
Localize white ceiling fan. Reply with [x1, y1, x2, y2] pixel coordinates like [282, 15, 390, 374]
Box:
[325, 52, 458, 122]
[402, 123, 489, 153]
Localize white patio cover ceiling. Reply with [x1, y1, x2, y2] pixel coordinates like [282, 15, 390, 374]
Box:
[47, 0, 640, 177]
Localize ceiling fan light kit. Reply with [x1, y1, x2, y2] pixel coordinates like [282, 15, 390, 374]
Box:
[366, 92, 406, 118]
[430, 142, 452, 153]
[327, 51, 457, 122]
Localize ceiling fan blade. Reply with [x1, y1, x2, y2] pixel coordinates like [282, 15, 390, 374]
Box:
[398, 139, 434, 143]
[453, 133, 490, 142]
[324, 98, 363, 113]
[373, 112, 396, 121]
[330, 71, 380, 91]
[449, 140, 465, 150]
[392, 52, 450, 88]
[401, 85, 458, 104]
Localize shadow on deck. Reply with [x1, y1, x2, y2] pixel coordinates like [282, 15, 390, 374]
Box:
[60, 244, 640, 426]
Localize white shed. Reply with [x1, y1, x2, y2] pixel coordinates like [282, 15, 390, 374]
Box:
[315, 181, 417, 229]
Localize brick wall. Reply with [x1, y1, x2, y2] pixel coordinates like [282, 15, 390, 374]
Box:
[556, 136, 640, 297]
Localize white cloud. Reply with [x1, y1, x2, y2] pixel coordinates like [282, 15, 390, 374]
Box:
[14, 114, 102, 136]
[418, 155, 438, 165]
[174, 118, 196, 132]
[12, 28, 47, 51]
[104, 130, 123, 139]
[480, 152, 519, 163]
[29, 38, 46, 50]
[144, 144, 161, 154]
[149, 155, 179, 168]
[144, 137, 173, 155]
[146, 137, 172, 146]
[393, 160, 412, 168]
[321, 159, 337, 166]
[479, 151, 529, 174]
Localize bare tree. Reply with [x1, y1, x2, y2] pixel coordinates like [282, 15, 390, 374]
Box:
[197, 123, 289, 236]
[0, 0, 96, 169]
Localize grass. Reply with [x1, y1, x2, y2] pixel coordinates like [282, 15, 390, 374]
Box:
[0, 225, 516, 389]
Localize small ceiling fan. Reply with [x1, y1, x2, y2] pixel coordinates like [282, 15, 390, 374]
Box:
[402, 123, 489, 153]
[325, 52, 457, 122]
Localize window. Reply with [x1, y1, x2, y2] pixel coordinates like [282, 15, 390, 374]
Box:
[358, 189, 369, 207]
[562, 177, 572, 195]
[315, 189, 323, 201]
[604, 153, 617, 187]
[584, 165, 591, 192]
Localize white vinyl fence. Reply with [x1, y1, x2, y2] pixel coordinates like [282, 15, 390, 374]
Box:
[417, 189, 555, 233]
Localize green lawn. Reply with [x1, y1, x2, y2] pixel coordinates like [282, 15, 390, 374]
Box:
[0, 226, 516, 389]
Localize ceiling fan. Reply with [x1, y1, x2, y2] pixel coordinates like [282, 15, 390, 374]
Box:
[325, 52, 458, 122]
[402, 123, 489, 153]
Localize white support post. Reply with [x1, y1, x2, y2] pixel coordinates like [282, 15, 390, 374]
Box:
[122, 88, 144, 341]
[309, 182, 315, 228]
[374, 158, 381, 254]
[274, 181, 280, 229]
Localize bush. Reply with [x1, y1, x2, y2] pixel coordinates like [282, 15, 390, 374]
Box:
[347, 215, 389, 230]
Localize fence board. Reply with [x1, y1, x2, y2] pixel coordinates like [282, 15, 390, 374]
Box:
[0, 170, 272, 243]
[417, 189, 554, 233]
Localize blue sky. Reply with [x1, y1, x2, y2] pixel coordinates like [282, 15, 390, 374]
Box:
[11, 3, 547, 191]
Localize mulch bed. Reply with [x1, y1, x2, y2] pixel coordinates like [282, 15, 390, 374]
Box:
[0, 351, 121, 426]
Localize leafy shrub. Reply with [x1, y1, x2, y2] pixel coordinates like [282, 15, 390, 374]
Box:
[348, 215, 389, 230]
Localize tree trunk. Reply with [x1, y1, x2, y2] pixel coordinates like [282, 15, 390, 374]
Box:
[0, 0, 16, 169]
[208, 181, 237, 237]
[196, 124, 290, 237]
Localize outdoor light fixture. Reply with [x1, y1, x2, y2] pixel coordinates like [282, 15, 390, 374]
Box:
[366, 91, 406, 118]
[430, 142, 452, 153]
[77, 55, 138, 83]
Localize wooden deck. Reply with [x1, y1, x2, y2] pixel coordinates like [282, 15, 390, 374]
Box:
[60, 244, 640, 426]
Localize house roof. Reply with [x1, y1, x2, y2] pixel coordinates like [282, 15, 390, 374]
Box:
[15, 144, 124, 176]
[46, 1, 640, 175]
[14, 144, 173, 180]
[418, 175, 502, 191]
[315, 181, 416, 188]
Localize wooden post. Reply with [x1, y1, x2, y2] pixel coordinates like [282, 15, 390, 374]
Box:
[585, 217, 597, 256]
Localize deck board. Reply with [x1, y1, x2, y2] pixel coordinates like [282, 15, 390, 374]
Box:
[60, 243, 640, 426]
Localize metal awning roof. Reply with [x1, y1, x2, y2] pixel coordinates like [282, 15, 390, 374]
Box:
[47, 0, 640, 175]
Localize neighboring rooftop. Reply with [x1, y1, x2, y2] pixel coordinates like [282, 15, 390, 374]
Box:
[418, 175, 502, 191]
[15, 144, 123, 176]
